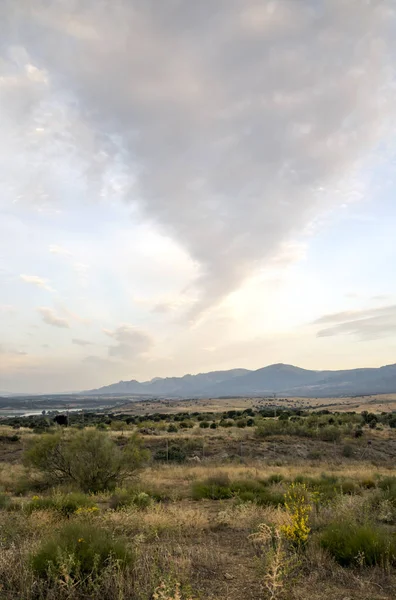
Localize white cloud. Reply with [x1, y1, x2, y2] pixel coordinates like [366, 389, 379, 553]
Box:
[37, 307, 69, 328]
[49, 245, 72, 257]
[20, 274, 54, 292]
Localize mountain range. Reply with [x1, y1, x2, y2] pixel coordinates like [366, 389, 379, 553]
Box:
[84, 363, 396, 398]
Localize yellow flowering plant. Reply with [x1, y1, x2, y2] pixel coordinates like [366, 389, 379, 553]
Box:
[280, 483, 312, 548]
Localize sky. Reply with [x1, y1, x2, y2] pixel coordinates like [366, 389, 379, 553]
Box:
[1, 0, 396, 394]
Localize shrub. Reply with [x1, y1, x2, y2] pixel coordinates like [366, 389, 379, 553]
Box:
[167, 424, 178, 433]
[31, 522, 132, 580]
[109, 489, 152, 510]
[320, 521, 396, 567]
[24, 496, 57, 514]
[266, 473, 285, 484]
[210, 422, 217, 429]
[191, 476, 284, 506]
[24, 430, 149, 493]
[360, 478, 376, 490]
[318, 426, 341, 442]
[219, 419, 234, 428]
[154, 445, 186, 463]
[179, 421, 194, 429]
[56, 492, 98, 516]
[199, 421, 210, 429]
[280, 483, 311, 547]
[342, 445, 354, 458]
[192, 481, 233, 500]
[24, 492, 97, 516]
[378, 477, 396, 504]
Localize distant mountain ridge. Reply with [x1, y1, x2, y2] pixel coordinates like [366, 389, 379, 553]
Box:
[84, 363, 396, 398]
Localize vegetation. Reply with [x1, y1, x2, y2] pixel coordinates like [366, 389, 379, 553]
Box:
[31, 521, 132, 579]
[1, 406, 396, 598]
[24, 428, 149, 492]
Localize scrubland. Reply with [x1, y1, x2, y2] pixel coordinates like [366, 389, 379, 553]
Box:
[1, 408, 396, 599]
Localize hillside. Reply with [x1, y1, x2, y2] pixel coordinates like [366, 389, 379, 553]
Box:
[84, 362, 396, 398]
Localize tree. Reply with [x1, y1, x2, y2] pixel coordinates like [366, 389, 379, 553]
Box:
[24, 429, 149, 493]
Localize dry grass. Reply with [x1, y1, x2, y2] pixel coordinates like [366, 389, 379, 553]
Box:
[1, 421, 396, 599]
[115, 393, 396, 416]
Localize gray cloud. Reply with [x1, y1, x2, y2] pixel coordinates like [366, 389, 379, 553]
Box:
[72, 338, 93, 347]
[2, 1, 396, 313]
[38, 307, 69, 328]
[315, 305, 396, 340]
[104, 325, 153, 360]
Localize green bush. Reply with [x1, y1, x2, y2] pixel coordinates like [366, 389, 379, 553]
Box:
[317, 426, 341, 442]
[31, 522, 132, 580]
[320, 521, 396, 567]
[192, 474, 232, 500]
[192, 481, 233, 500]
[24, 492, 97, 516]
[56, 492, 97, 516]
[109, 489, 152, 510]
[191, 476, 284, 506]
[24, 496, 57, 514]
[153, 445, 186, 463]
[24, 429, 149, 493]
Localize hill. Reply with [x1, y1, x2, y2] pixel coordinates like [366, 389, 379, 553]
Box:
[84, 362, 396, 398]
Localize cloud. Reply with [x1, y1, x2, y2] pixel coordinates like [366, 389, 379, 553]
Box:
[104, 325, 153, 360]
[38, 307, 69, 328]
[0, 344, 27, 356]
[49, 245, 72, 257]
[72, 338, 93, 346]
[2, 0, 396, 315]
[314, 305, 396, 340]
[0, 305, 16, 314]
[20, 274, 54, 292]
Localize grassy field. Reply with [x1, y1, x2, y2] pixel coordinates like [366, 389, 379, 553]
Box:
[1, 411, 396, 599]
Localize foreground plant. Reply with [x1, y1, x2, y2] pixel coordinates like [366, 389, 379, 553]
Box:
[31, 521, 132, 582]
[251, 523, 298, 599]
[153, 581, 193, 600]
[280, 483, 311, 548]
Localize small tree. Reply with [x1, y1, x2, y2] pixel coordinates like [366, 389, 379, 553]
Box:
[24, 429, 149, 493]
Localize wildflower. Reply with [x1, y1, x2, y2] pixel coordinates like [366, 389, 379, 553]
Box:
[78, 538, 84, 543]
[280, 483, 312, 547]
[32, 495, 40, 501]
[75, 506, 99, 515]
